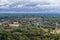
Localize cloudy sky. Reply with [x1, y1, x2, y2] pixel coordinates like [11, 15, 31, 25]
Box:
[0, 0, 60, 13]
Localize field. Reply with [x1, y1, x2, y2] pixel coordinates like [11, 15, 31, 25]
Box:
[0, 13, 60, 40]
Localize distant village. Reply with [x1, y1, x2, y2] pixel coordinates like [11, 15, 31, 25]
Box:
[0, 20, 20, 27]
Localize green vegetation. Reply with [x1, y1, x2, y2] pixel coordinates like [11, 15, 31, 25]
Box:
[0, 14, 59, 40]
[0, 27, 60, 40]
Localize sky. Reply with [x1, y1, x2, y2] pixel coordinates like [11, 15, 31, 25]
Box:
[0, 0, 60, 13]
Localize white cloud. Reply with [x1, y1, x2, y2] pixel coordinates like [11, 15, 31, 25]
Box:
[0, 0, 14, 5]
[0, 0, 60, 12]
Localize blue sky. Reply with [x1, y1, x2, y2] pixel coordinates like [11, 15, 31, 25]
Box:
[0, 0, 60, 13]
